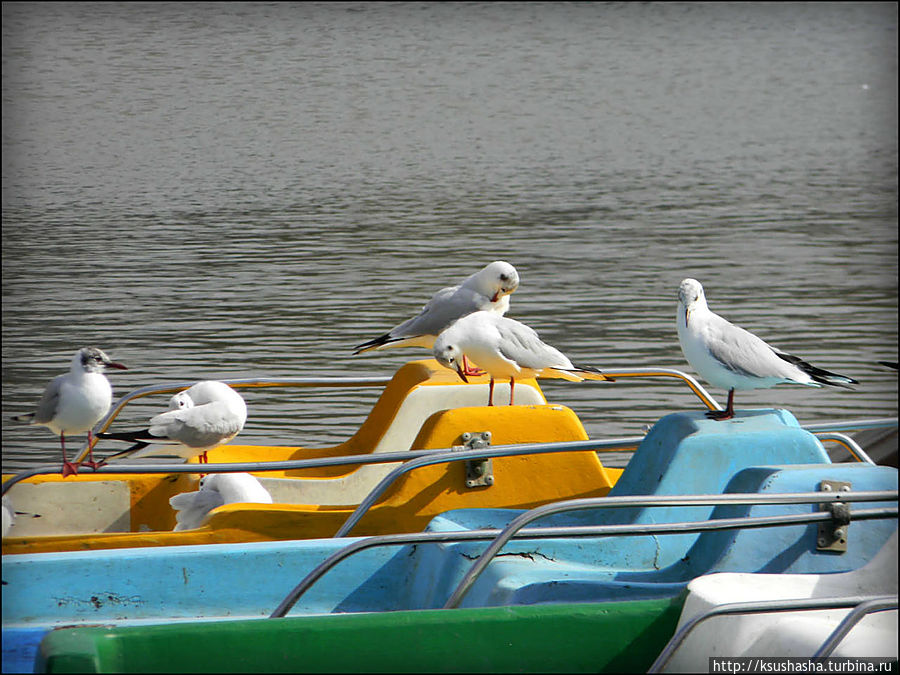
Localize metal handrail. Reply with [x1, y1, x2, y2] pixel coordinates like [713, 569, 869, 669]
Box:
[71, 367, 718, 464]
[441, 490, 900, 609]
[1, 435, 643, 496]
[72, 376, 392, 465]
[648, 594, 899, 672]
[7, 417, 897, 498]
[60, 366, 898, 470]
[813, 432, 875, 465]
[333, 435, 643, 537]
[813, 595, 899, 657]
[333, 422, 895, 537]
[270, 501, 897, 618]
[803, 418, 899, 434]
[572, 367, 723, 412]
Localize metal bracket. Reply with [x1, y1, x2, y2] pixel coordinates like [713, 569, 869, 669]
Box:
[817, 480, 851, 552]
[452, 432, 493, 488]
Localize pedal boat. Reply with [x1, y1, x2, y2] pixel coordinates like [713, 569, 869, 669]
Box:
[5, 385, 896, 674]
[3, 360, 632, 554]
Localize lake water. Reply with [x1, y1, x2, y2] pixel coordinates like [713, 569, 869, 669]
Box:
[2, 2, 897, 471]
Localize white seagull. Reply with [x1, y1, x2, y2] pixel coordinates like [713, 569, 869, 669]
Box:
[169, 472, 272, 531]
[12, 347, 128, 477]
[99, 380, 247, 464]
[433, 310, 612, 406]
[2, 496, 15, 539]
[677, 278, 858, 420]
[353, 261, 520, 375]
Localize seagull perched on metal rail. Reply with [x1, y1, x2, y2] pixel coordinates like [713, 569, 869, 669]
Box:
[11, 347, 128, 477]
[169, 472, 272, 531]
[98, 380, 247, 465]
[433, 310, 612, 406]
[353, 261, 520, 376]
[676, 278, 858, 420]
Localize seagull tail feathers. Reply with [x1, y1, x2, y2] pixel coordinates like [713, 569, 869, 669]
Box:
[101, 442, 152, 460]
[353, 333, 396, 355]
[11, 413, 35, 424]
[571, 364, 616, 382]
[97, 429, 155, 457]
[775, 352, 858, 389]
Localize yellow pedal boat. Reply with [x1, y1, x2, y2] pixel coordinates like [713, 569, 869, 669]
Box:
[3, 360, 630, 555]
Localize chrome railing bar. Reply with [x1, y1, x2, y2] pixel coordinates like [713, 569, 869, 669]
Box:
[804, 418, 898, 434]
[814, 432, 876, 465]
[813, 595, 899, 657]
[72, 376, 392, 465]
[11, 413, 896, 496]
[333, 435, 643, 537]
[334, 422, 894, 537]
[571, 367, 723, 412]
[648, 594, 897, 672]
[2, 436, 643, 496]
[71, 366, 718, 465]
[271, 506, 896, 618]
[67, 363, 895, 468]
[63, 414, 898, 478]
[270, 528, 503, 617]
[442, 491, 899, 609]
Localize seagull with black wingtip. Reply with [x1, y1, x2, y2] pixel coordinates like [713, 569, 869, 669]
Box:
[676, 278, 858, 420]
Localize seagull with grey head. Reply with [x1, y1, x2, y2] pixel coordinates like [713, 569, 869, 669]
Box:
[12, 347, 128, 476]
[676, 278, 858, 420]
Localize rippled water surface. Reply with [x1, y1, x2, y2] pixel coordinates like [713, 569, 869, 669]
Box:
[2, 2, 897, 470]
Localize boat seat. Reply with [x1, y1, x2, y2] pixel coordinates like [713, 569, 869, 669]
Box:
[252, 360, 546, 505]
[2, 472, 197, 536]
[663, 531, 898, 669]
[2, 480, 132, 535]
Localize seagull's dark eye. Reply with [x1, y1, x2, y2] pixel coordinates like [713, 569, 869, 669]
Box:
[499, 274, 509, 282]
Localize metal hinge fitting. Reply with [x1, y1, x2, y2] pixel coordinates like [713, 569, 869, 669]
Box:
[453, 431, 493, 488]
[817, 480, 851, 552]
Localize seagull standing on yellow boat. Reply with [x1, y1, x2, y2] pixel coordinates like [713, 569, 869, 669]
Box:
[676, 278, 858, 420]
[353, 260, 519, 375]
[433, 310, 612, 406]
[99, 380, 247, 464]
[12, 347, 128, 477]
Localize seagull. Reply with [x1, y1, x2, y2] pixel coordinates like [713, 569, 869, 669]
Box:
[676, 278, 858, 420]
[2, 496, 14, 538]
[433, 310, 612, 406]
[169, 472, 272, 531]
[11, 347, 128, 477]
[353, 260, 520, 375]
[98, 380, 247, 464]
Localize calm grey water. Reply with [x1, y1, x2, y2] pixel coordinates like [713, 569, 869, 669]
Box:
[2, 2, 897, 471]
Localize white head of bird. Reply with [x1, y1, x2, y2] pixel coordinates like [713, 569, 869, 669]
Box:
[678, 278, 707, 327]
[168, 390, 194, 411]
[466, 260, 519, 304]
[434, 340, 470, 382]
